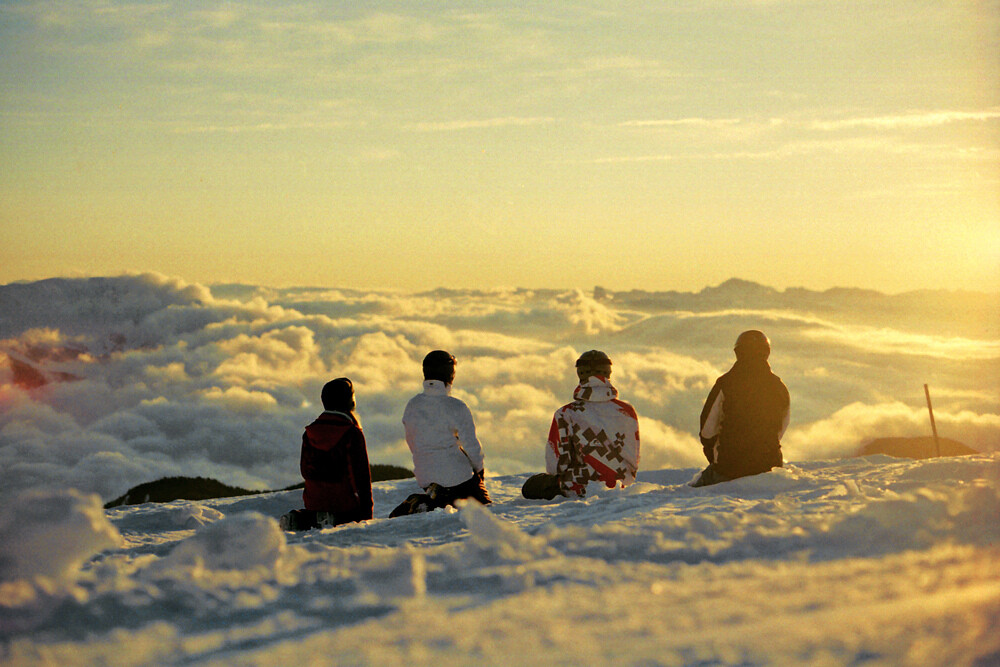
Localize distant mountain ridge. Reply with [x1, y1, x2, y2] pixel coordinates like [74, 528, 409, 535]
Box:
[104, 465, 414, 509]
[596, 277, 998, 339]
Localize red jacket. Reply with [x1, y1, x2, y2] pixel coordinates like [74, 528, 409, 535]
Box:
[300, 411, 373, 522]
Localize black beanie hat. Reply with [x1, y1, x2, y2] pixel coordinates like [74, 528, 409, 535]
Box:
[321, 377, 355, 411]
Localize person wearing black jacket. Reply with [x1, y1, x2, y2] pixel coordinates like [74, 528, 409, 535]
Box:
[694, 330, 790, 487]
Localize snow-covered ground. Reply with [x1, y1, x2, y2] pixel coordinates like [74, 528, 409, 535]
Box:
[3, 454, 998, 666]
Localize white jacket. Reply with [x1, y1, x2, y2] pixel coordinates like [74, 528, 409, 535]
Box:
[402, 380, 485, 488]
[546, 375, 640, 496]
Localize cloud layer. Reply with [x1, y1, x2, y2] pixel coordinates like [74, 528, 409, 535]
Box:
[1, 274, 997, 502]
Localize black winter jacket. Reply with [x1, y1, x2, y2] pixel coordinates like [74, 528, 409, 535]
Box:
[699, 359, 790, 480]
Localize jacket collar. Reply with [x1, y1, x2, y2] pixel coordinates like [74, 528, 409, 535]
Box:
[321, 410, 361, 428]
[731, 358, 771, 375]
[422, 379, 452, 396]
[573, 375, 618, 402]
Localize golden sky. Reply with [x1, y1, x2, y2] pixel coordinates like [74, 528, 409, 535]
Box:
[1, 2, 998, 292]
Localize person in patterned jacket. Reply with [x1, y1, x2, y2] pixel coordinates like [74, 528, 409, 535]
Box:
[522, 350, 640, 500]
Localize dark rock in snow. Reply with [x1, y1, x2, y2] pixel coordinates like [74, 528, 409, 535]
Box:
[104, 465, 414, 508]
[857, 436, 978, 460]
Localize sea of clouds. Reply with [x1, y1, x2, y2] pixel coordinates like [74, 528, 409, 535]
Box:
[1, 273, 997, 503]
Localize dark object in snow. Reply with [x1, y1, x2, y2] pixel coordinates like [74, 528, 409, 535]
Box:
[278, 509, 343, 531]
[690, 464, 734, 488]
[104, 465, 414, 509]
[389, 493, 435, 517]
[521, 472, 563, 500]
[389, 473, 491, 517]
[857, 436, 978, 460]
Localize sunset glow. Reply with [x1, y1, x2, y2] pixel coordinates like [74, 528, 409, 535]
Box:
[2, 1, 998, 292]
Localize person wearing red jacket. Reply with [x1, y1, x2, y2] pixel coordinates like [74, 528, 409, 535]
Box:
[280, 377, 373, 530]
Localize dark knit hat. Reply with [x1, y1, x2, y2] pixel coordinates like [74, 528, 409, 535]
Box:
[576, 349, 612, 381]
[321, 377, 355, 411]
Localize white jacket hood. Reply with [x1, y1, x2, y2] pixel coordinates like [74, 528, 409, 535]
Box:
[572, 375, 618, 403]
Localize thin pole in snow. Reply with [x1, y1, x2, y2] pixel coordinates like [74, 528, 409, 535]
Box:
[924, 384, 941, 458]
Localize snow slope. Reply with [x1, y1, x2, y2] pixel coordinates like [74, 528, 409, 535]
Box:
[2, 454, 998, 666]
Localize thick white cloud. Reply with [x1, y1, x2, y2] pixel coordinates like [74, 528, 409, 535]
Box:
[633, 417, 704, 470]
[199, 387, 279, 414]
[799, 324, 1000, 362]
[0, 276, 996, 504]
[213, 326, 326, 383]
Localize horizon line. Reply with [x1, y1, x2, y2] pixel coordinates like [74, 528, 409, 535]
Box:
[2, 273, 998, 298]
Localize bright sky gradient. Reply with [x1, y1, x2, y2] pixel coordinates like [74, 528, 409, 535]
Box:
[1, 1, 998, 292]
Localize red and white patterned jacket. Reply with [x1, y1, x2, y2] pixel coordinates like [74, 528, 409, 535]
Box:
[545, 376, 640, 497]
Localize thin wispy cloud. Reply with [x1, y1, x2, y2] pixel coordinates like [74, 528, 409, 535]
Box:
[618, 118, 743, 128]
[576, 134, 999, 165]
[406, 117, 557, 132]
[811, 109, 1000, 131]
[173, 120, 352, 134]
[576, 149, 784, 164]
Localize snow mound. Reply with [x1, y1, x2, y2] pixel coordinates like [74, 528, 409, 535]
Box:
[0, 489, 122, 581]
[459, 499, 555, 563]
[170, 502, 225, 529]
[160, 512, 286, 572]
[355, 548, 427, 599]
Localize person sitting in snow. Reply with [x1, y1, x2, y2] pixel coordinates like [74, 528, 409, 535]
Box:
[522, 350, 641, 500]
[390, 350, 491, 517]
[280, 377, 373, 530]
[693, 330, 790, 487]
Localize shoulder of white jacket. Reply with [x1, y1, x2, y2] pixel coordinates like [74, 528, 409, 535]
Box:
[554, 401, 579, 415]
[443, 395, 472, 409]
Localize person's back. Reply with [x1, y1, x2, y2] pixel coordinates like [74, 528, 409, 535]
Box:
[402, 387, 482, 489]
[301, 412, 372, 521]
[524, 350, 640, 499]
[697, 331, 790, 485]
[392, 350, 489, 516]
[286, 377, 373, 529]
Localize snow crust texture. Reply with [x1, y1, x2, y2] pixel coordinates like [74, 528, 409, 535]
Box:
[2, 455, 999, 666]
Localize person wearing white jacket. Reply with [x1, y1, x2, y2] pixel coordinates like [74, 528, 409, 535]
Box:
[391, 350, 490, 516]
